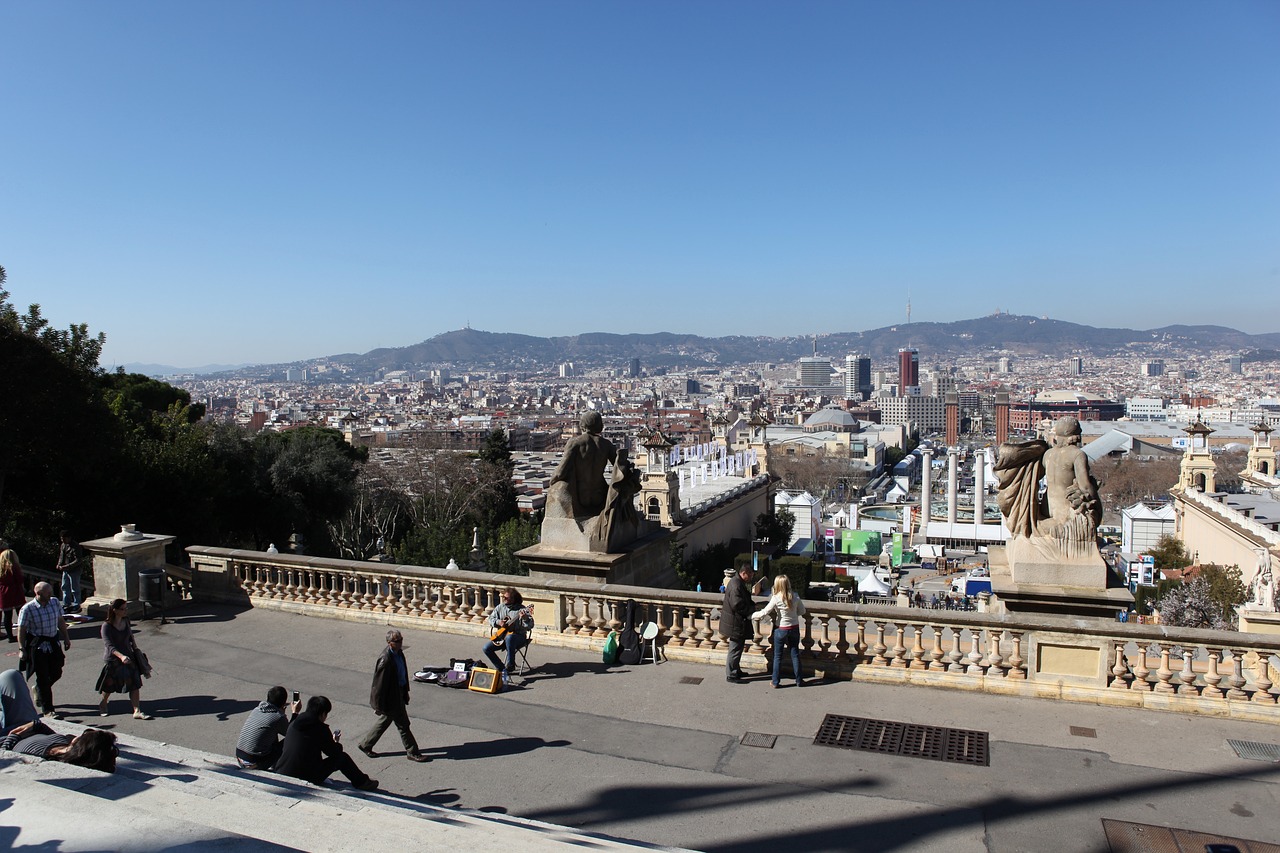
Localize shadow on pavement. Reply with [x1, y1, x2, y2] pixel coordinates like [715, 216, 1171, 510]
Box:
[431, 735, 572, 762]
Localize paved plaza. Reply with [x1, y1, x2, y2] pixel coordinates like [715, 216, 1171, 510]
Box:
[4, 601, 1280, 852]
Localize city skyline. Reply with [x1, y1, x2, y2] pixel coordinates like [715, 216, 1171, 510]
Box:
[2, 2, 1278, 368]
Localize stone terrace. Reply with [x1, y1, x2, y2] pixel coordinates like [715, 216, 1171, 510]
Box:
[4, 601, 1280, 852]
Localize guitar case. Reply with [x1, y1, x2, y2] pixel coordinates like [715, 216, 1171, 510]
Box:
[617, 598, 643, 665]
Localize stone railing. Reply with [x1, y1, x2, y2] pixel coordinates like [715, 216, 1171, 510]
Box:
[186, 546, 1280, 723]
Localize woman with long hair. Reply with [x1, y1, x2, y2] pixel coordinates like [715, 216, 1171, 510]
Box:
[751, 574, 807, 688]
[0, 549, 25, 643]
[96, 599, 154, 719]
[0, 722, 117, 772]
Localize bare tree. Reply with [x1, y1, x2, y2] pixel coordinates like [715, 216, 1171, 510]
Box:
[1092, 455, 1180, 509]
[1156, 577, 1233, 630]
[326, 461, 411, 560]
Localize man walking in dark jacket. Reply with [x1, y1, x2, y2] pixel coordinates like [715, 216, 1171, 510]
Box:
[357, 629, 428, 762]
[721, 565, 755, 683]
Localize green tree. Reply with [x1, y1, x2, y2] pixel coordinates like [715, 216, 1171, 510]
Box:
[251, 427, 367, 554]
[1198, 563, 1247, 623]
[755, 507, 795, 551]
[1156, 578, 1231, 630]
[1146, 535, 1192, 574]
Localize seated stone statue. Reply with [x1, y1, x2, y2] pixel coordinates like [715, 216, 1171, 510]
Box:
[1247, 548, 1276, 612]
[541, 412, 647, 554]
[994, 416, 1105, 584]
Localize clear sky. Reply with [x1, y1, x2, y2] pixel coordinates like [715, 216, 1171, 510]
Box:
[2, 2, 1278, 369]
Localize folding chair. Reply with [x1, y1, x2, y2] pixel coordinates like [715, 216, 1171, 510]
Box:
[512, 632, 534, 675]
[639, 621, 664, 664]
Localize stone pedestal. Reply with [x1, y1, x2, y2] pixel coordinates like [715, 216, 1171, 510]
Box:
[1238, 607, 1280, 635]
[81, 529, 177, 619]
[517, 530, 673, 586]
[989, 545, 1132, 620]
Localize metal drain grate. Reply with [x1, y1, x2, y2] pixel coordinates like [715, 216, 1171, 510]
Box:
[814, 714, 989, 766]
[679, 676, 703, 685]
[741, 732, 777, 749]
[1102, 817, 1280, 853]
[1070, 726, 1098, 738]
[1228, 739, 1280, 762]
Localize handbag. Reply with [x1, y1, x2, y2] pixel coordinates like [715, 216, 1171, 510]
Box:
[136, 649, 152, 679]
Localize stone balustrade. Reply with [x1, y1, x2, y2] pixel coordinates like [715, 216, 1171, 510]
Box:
[187, 546, 1280, 722]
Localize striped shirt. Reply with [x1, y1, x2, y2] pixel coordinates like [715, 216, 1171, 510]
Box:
[236, 701, 289, 761]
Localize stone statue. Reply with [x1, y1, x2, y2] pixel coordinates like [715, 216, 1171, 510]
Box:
[546, 411, 618, 519]
[995, 416, 1106, 584]
[540, 412, 647, 553]
[1247, 548, 1276, 612]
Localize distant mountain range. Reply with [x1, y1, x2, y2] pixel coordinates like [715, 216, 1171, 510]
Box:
[325, 314, 1280, 373]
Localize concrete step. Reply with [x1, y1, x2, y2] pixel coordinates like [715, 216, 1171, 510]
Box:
[1, 727, 691, 852]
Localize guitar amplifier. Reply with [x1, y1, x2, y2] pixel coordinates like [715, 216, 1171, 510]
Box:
[468, 667, 502, 694]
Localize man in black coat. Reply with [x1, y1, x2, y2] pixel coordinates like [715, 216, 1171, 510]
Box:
[357, 629, 428, 762]
[275, 695, 377, 791]
[721, 565, 755, 683]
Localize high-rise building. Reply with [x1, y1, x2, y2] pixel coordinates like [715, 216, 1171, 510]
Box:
[998, 356, 1013, 374]
[1141, 360, 1165, 377]
[897, 347, 919, 396]
[1230, 355, 1244, 375]
[628, 357, 641, 378]
[844, 353, 872, 400]
[1069, 357, 1083, 376]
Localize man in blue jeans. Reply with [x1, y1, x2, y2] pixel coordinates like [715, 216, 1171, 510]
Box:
[56, 531, 82, 613]
[483, 587, 532, 684]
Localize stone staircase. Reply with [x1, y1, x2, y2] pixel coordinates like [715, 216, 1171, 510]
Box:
[0, 727, 689, 852]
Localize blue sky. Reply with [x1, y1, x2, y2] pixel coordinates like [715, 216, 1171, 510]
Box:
[2, 2, 1277, 369]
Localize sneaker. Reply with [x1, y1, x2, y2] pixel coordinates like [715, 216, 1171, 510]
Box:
[354, 778, 379, 792]
[501, 671, 511, 686]
[133, 711, 154, 720]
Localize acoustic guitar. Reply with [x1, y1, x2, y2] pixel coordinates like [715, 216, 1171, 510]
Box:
[490, 605, 534, 643]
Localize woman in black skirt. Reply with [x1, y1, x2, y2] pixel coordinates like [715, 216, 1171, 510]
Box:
[96, 598, 155, 719]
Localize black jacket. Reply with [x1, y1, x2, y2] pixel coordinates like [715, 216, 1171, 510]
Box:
[275, 711, 344, 785]
[369, 645, 410, 716]
[720, 575, 754, 641]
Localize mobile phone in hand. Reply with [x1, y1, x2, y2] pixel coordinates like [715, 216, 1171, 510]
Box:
[292, 690, 299, 703]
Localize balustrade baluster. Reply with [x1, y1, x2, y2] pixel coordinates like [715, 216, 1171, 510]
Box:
[886, 624, 906, 668]
[590, 598, 609, 638]
[1007, 632, 1026, 680]
[1252, 651, 1276, 704]
[697, 608, 716, 649]
[1110, 644, 1130, 689]
[869, 622, 888, 666]
[965, 630, 984, 675]
[946, 629, 964, 673]
[1130, 643, 1151, 692]
[303, 570, 317, 604]
[987, 630, 1004, 677]
[803, 613, 818, 658]
[829, 616, 846, 666]
[928, 623, 946, 671]
[1153, 644, 1175, 694]
[1202, 649, 1225, 699]
[853, 618, 868, 662]
[665, 605, 684, 646]
[681, 606, 699, 646]
[1225, 649, 1248, 700]
[1177, 649, 1197, 695]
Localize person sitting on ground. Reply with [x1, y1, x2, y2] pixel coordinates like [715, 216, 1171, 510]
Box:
[0, 721, 117, 772]
[236, 685, 300, 770]
[0, 667, 41, 736]
[274, 695, 377, 791]
[482, 587, 532, 684]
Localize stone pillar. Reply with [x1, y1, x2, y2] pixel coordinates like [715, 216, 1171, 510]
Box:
[947, 449, 959, 525]
[973, 448, 986, 536]
[920, 449, 933, 539]
[81, 527, 177, 618]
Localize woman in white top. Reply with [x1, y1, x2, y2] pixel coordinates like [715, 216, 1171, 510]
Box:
[751, 575, 807, 688]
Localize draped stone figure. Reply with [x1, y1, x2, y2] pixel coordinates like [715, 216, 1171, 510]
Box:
[540, 412, 648, 553]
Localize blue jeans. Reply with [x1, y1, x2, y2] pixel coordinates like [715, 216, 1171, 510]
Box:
[483, 633, 522, 673]
[61, 570, 81, 609]
[771, 627, 801, 686]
